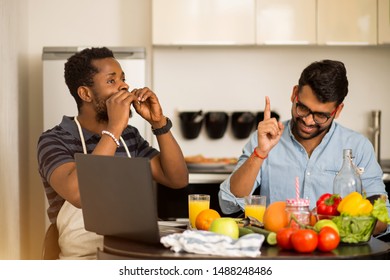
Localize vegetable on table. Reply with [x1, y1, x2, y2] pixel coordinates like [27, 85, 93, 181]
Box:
[337, 192, 373, 216]
[332, 194, 390, 243]
[371, 195, 390, 224]
[245, 226, 277, 245]
[290, 229, 318, 253]
[276, 227, 297, 250]
[332, 215, 376, 243]
[317, 227, 340, 252]
[316, 193, 342, 216]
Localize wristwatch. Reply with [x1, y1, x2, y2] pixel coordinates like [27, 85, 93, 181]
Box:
[152, 117, 172, 135]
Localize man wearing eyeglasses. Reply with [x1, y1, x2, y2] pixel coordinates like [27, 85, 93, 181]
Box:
[219, 60, 389, 237]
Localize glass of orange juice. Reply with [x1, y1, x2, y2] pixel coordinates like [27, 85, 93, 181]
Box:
[244, 195, 266, 222]
[188, 194, 210, 229]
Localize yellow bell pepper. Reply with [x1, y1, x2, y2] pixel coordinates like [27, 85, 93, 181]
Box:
[337, 192, 373, 216]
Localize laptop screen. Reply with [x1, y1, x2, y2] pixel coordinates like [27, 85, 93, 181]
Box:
[75, 153, 161, 244]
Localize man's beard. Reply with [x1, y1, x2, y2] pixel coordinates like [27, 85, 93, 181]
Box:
[291, 116, 331, 141]
[94, 95, 109, 123]
[93, 94, 133, 123]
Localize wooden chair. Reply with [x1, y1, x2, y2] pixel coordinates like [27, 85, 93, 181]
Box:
[41, 223, 60, 260]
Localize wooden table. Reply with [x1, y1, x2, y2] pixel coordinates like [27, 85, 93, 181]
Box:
[98, 235, 390, 260]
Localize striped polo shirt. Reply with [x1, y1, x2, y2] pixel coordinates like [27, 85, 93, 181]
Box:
[37, 116, 159, 224]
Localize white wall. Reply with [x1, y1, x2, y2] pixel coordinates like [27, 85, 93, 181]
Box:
[0, 0, 28, 259]
[153, 46, 390, 159]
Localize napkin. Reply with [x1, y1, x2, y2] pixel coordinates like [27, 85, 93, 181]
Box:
[160, 230, 264, 258]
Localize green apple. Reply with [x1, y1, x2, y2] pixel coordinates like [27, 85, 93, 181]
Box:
[209, 217, 239, 239]
[314, 219, 339, 235]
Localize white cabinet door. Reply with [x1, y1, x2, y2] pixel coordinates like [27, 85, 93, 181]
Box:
[378, 0, 390, 44]
[317, 0, 377, 45]
[152, 0, 255, 45]
[256, 0, 316, 45]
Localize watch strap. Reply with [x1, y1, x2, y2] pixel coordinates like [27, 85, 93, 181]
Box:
[152, 117, 172, 135]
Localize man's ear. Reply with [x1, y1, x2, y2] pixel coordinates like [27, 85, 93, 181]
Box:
[334, 103, 344, 119]
[290, 86, 299, 102]
[77, 86, 92, 103]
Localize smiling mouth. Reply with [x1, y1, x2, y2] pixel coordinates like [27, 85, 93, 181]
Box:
[298, 119, 316, 134]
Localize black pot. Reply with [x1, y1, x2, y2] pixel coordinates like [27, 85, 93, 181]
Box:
[231, 111, 255, 139]
[179, 111, 204, 139]
[205, 112, 229, 139]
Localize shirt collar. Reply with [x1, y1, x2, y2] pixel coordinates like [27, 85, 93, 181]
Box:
[59, 115, 97, 141]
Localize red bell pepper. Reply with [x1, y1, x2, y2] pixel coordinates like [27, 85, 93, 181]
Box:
[316, 193, 342, 216]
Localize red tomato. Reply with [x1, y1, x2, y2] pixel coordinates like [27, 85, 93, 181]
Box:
[276, 227, 297, 250]
[317, 227, 340, 252]
[291, 229, 318, 253]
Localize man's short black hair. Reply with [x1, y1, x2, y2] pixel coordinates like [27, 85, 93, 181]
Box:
[298, 60, 349, 105]
[64, 47, 114, 111]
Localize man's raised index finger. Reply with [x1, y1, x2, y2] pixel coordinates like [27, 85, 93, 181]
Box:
[264, 96, 271, 120]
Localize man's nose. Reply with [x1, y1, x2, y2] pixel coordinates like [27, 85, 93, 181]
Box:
[302, 113, 316, 125]
[120, 81, 129, 91]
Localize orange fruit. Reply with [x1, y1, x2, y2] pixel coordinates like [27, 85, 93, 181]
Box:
[263, 201, 288, 232]
[195, 209, 221, 230]
[309, 211, 317, 226]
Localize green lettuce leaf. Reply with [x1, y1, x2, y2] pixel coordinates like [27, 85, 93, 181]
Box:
[332, 215, 376, 243]
[371, 198, 390, 224]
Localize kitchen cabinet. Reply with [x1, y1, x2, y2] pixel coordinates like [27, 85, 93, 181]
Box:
[256, 0, 316, 45]
[152, 0, 255, 45]
[378, 0, 390, 44]
[317, 0, 377, 45]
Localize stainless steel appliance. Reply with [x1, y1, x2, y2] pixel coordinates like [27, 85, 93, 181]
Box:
[370, 110, 381, 163]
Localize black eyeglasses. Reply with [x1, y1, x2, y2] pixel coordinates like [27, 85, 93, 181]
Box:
[295, 95, 337, 125]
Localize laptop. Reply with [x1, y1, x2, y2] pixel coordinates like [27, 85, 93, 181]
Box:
[74, 153, 186, 246]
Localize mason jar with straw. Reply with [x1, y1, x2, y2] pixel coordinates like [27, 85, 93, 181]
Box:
[285, 177, 311, 227]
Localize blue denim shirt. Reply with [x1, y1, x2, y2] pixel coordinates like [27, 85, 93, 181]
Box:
[219, 120, 390, 235]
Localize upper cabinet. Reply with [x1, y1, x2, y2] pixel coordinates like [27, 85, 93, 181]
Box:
[153, 0, 384, 46]
[317, 0, 377, 45]
[256, 0, 316, 45]
[152, 0, 255, 45]
[378, 0, 390, 44]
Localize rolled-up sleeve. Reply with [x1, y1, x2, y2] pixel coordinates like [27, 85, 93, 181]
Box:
[218, 132, 259, 214]
[219, 174, 244, 214]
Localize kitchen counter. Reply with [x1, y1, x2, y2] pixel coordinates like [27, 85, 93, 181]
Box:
[188, 164, 234, 184]
[189, 173, 230, 184]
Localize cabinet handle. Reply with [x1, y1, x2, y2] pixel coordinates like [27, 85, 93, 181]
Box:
[170, 40, 240, 45]
[261, 40, 312, 45]
[324, 41, 370, 46]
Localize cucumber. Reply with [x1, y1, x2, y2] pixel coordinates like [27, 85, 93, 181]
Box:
[245, 226, 277, 246]
[238, 226, 254, 237]
[265, 232, 277, 246]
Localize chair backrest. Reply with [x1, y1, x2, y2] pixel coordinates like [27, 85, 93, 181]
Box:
[41, 223, 60, 260]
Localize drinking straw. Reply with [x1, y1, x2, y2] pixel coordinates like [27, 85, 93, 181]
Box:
[295, 176, 299, 200]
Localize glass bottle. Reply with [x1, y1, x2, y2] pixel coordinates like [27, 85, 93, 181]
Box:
[333, 149, 362, 198]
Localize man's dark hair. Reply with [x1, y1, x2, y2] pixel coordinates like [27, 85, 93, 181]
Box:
[298, 60, 349, 105]
[64, 47, 115, 111]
